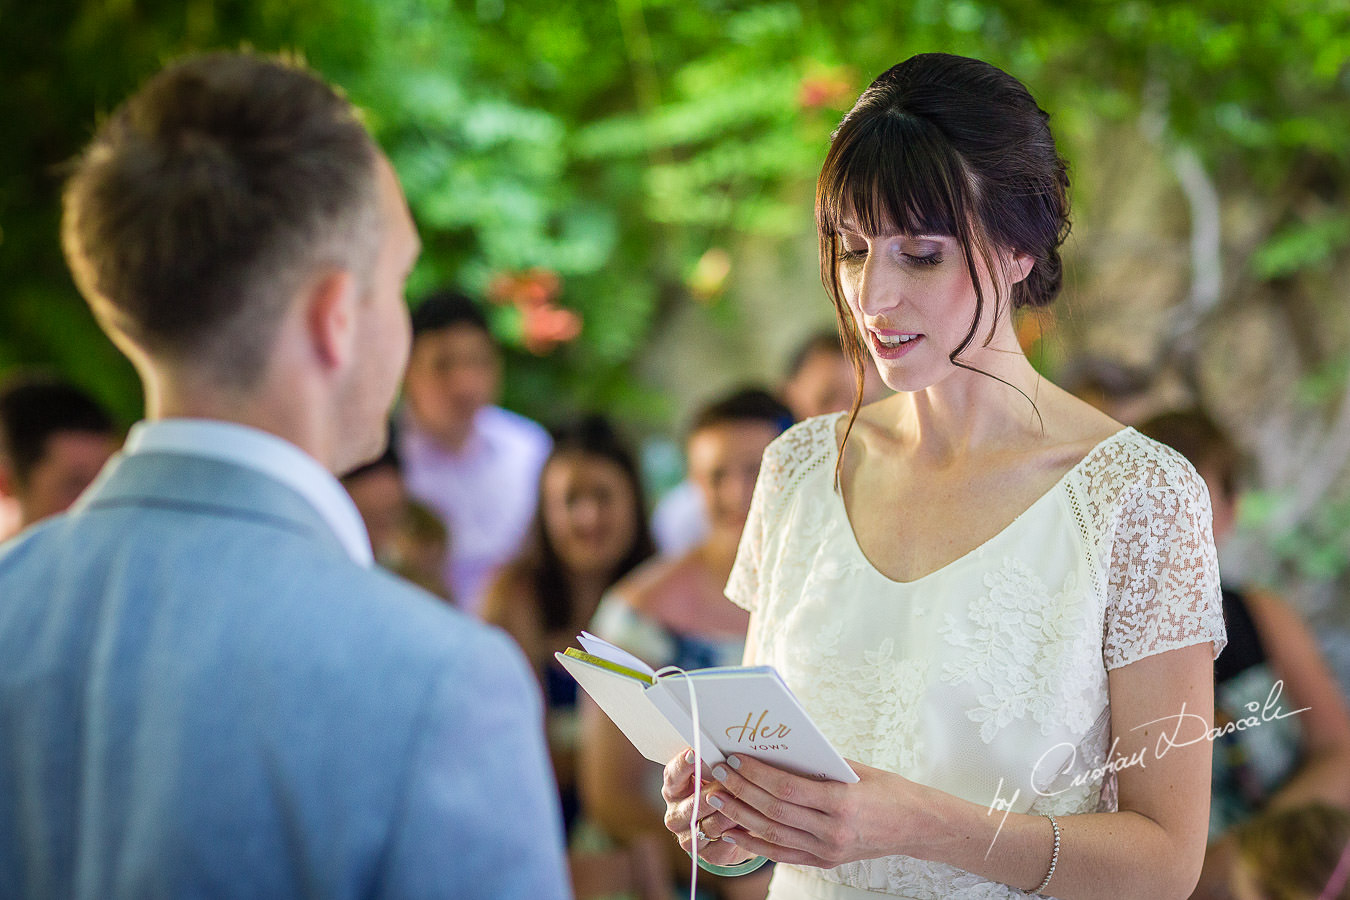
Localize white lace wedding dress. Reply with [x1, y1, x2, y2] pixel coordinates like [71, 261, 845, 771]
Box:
[725, 413, 1227, 899]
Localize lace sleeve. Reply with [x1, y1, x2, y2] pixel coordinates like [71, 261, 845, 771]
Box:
[724, 417, 830, 614]
[1103, 460, 1227, 670]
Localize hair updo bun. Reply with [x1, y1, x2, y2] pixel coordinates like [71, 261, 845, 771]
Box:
[817, 52, 1072, 335]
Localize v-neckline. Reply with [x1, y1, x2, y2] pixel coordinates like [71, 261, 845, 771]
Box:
[827, 414, 1133, 587]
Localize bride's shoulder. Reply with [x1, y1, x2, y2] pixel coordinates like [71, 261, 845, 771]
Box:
[755, 412, 841, 498]
[1072, 423, 1206, 506]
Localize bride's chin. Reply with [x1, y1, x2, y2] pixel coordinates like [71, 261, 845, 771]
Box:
[873, 366, 938, 395]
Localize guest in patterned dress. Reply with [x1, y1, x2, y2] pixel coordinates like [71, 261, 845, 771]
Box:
[661, 53, 1227, 900]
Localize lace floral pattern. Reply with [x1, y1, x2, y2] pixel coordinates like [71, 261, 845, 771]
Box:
[726, 414, 1226, 898]
[941, 560, 1102, 743]
[788, 619, 928, 773]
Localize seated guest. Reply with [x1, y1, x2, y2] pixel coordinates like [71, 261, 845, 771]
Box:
[779, 329, 860, 423]
[482, 415, 655, 837]
[0, 374, 118, 538]
[341, 436, 407, 564]
[0, 52, 567, 897]
[397, 290, 550, 614]
[580, 388, 791, 900]
[1139, 409, 1350, 899]
[1228, 803, 1350, 900]
[342, 438, 453, 601]
[1061, 355, 1154, 424]
[388, 499, 453, 601]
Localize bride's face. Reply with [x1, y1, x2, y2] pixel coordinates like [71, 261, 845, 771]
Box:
[834, 224, 1030, 394]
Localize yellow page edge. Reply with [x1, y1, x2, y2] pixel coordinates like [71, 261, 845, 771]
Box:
[562, 647, 656, 685]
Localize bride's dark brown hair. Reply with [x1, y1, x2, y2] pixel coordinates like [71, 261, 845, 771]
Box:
[817, 53, 1071, 453]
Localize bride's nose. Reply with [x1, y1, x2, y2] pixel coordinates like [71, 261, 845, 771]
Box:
[854, 252, 905, 320]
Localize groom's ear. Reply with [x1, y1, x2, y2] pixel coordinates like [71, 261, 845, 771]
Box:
[304, 267, 360, 372]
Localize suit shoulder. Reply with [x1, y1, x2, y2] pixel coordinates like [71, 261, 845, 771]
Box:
[306, 562, 523, 664]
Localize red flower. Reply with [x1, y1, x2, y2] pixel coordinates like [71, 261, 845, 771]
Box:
[521, 302, 582, 355]
[798, 67, 856, 111]
[487, 267, 562, 308]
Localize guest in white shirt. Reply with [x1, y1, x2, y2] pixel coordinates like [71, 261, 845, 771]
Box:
[397, 290, 551, 614]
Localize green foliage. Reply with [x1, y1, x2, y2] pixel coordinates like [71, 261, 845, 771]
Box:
[1251, 216, 1350, 281]
[1271, 495, 1350, 583]
[2, 0, 1349, 435]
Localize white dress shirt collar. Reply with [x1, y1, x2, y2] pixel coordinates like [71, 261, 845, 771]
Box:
[123, 418, 374, 567]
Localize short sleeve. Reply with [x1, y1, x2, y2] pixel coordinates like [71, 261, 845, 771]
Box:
[1103, 465, 1227, 670]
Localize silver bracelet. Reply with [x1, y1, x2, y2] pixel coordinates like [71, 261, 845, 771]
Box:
[1033, 814, 1061, 894]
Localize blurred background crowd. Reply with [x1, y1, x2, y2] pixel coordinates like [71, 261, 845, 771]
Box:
[3, 1, 1350, 898]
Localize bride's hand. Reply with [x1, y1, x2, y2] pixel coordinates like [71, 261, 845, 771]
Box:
[661, 749, 757, 867]
[697, 754, 924, 868]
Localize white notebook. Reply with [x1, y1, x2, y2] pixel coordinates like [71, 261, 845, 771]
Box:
[556, 631, 858, 783]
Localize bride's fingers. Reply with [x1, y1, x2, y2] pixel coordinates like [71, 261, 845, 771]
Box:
[705, 758, 839, 850]
[715, 754, 839, 815]
[661, 749, 714, 803]
[674, 817, 757, 867]
[662, 750, 695, 800]
[664, 780, 739, 834]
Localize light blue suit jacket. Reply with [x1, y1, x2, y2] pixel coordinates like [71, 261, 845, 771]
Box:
[0, 450, 570, 899]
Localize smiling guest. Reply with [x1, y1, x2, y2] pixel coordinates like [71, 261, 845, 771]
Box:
[582, 388, 791, 900]
[482, 415, 654, 841]
[0, 52, 567, 898]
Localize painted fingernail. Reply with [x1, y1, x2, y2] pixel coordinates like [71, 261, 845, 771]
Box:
[712, 765, 728, 782]
[722, 834, 737, 845]
[684, 749, 694, 764]
[707, 794, 724, 809]
[727, 755, 742, 770]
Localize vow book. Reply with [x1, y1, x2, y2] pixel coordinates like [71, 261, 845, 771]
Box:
[556, 632, 858, 782]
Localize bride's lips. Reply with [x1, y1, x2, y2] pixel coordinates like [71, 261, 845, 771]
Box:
[868, 329, 924, 359]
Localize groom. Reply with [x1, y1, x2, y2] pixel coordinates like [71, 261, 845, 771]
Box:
[0, 53, 569, 898]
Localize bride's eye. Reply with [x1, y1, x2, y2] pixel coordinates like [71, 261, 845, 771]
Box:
[837, 235, 868, 263]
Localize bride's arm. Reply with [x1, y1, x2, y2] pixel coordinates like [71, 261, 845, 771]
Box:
[683, 641, 1216, 899]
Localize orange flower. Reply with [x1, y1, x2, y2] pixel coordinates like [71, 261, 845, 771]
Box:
[521, 302, 582, 355]
[1015, 308, 1057, 354]
[487, 268, 562, 308]
[798, 66, 856, 111]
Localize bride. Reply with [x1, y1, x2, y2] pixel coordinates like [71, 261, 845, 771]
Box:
[661, 53, 1226, 899]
